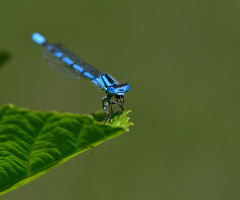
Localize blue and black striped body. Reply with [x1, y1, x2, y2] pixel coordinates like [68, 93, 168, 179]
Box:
[32, 33, 129, 122]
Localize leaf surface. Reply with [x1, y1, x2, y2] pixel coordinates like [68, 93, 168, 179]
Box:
[0, 104, 133, 195]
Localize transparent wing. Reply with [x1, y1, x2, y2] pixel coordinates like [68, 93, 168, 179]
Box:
[42, 43, 101, 80]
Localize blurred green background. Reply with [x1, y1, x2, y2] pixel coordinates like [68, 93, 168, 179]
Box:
[1, 0, 240, 199]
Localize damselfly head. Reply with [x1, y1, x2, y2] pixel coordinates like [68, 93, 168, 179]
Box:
[107, 83, 129, 96]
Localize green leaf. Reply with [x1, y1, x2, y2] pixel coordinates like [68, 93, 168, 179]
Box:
[0, 104, 133, 196]
[0, 51, 10, 69]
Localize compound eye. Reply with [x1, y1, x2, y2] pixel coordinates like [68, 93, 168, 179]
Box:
[125, 84, 130, 92]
